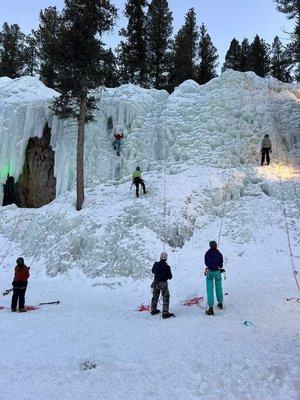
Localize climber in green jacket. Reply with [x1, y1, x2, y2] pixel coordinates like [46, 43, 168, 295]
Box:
[132, 166, 147, 198]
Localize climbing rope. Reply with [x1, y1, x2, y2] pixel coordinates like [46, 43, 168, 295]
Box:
[217, 76, 246, 246]
[180, 296, 205, 307]
[245, 73, 300, 291]
[145, 93, 170, 250]
[266, 78, 300, 214]
[27, 86, 123, 270]
[266, 79, 299, 290]
[85, 86, 123, 161]
[286, 297, 300, 303]
[0, 207, 27, 269]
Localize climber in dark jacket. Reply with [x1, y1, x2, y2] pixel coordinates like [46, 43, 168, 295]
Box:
[151, 252, 175, 319]
[204, 241, 224, 316]
[11, 257, 30, 312]
[261, 134, 272, 166]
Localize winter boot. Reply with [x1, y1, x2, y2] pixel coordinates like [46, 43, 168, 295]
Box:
[205, 307, 214, 316]
[162, 312, 175, 319]
[18, 308, 27, 312]
[11, 308, 17, 312]
[217, 303, 223, 309]
[151, 310, 161, 315]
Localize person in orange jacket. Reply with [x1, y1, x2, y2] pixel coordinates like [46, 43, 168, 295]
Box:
[11, 257, 30, 312]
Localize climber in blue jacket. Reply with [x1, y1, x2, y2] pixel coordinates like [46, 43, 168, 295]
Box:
[204, 241, 224, 316]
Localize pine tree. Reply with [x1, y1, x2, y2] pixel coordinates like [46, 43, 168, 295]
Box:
[249, 35, 270, 77]
[118, 0, 148, 86]
[146, 0, 173, 89]
[23, 34, 39, 76]
[102, 48, 120, 87]
[168, 8, 199, 90]
[197, 23, 218, 84]
[0, 23, 26, 78]
[51, 0, 117, 210]
[240, 38, 250, 72]
[275, 0, 300, 81]
[271, 36, 293, 82]
[222, 38, 241, 72]
[34, 6, 62, 88]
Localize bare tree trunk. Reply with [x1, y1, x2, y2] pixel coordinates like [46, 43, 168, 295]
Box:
[76, 84, 88, 211]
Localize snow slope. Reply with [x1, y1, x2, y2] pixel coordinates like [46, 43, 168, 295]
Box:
[0, 163, 299, 400]
[0, 71, 299, 399]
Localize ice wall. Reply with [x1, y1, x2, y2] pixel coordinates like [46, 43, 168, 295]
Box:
[0, 76, 58, 204]
[1, 71, 299, 203]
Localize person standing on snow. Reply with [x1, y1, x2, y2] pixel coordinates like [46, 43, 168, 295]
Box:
[132, 166, 147, 198]
[204, 241, 224, 316]
[11, 257, 30, 312]
[151, 252, 175, 319]
[261, 134, 272, 166]
[113, 131, 123, 156]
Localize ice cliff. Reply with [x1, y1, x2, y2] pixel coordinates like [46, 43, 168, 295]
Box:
[0, 70, 299, 278]
[1, 70, 299, 205]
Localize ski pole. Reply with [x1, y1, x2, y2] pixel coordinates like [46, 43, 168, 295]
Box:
[38, 300, 60, 306]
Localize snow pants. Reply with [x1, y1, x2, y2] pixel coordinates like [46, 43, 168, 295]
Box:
[151, 281, 170, 314]
[11, 287, 26, 310]
[206, 271, 223, 308]
[133, 178, 146, 198]
[261, 148, 270, 165]
[113, 140, 122, 154]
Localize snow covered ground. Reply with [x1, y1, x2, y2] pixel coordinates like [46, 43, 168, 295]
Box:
[0, 162, 299, 400]
[0, 71, 300, 399]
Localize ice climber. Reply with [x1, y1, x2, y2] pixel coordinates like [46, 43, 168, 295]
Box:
[151, 252, 175, 319]
[261, 134, 272, 166]
[132, 166, 147, 198]
[11, 257, 30, 312]
[204, 241, 224, 316]
[113, 131, 123, 156]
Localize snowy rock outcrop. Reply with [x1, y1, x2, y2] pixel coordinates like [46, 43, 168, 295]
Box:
[0, 76, 58, 205]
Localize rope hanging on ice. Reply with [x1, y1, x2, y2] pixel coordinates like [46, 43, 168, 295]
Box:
[245, 73, 299, 291]
[266, 77, 300, 215]
[266, 78, 299, 290]
[217, 75, 246, 246]
[26, 86, 123, 271]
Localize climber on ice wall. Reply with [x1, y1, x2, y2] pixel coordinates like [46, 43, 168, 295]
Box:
[151, 252, 175, 319]
[11, 257, 30, 312]
[113, 130, 123, 156]
[261, 134, 272, 166]
[204, 241, 224, 316]
[132, 166, 147, 198]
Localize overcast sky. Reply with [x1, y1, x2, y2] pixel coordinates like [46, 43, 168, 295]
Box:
[0, 0, 294, 66]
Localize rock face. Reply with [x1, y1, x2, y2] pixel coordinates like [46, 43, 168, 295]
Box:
[14, 123, 56, 208]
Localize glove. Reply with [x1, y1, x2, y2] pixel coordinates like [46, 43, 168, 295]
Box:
[219, 268, 225, 273]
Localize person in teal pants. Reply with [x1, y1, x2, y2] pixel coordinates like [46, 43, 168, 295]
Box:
[204, 241, 224, 316]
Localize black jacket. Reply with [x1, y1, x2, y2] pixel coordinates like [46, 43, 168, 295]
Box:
[152, 260, 172, 282]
